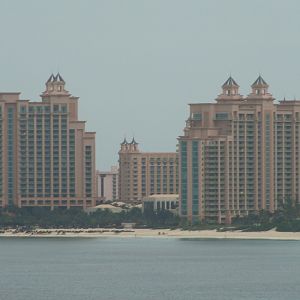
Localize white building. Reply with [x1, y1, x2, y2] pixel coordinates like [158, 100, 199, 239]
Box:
[142, 194, 179, 214]
[97, 166, 119, 202]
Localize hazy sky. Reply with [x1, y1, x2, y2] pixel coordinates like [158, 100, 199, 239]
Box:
[1, 0, 300, 169]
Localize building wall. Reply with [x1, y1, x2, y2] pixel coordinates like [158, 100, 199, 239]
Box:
[142, 194, 179, 213]
[118, 140, 178, 203]
[0, 73, 97, 209]
[97, 166, 119, 201]
[179, 76, 300, 224]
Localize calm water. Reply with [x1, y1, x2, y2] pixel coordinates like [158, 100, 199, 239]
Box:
[0, 237, 299, 300]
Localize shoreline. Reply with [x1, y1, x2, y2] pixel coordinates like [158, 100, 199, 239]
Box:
[1, 228, 300, 240]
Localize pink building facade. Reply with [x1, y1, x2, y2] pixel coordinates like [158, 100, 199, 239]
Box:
[179, 76, 300, 224]
[0, 74, 97, 209]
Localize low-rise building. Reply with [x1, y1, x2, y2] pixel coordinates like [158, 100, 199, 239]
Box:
[86, 204, 124, 214]
[142, 194, 179, 214]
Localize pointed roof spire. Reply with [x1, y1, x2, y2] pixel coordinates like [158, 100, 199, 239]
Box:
[252, 75, 268, 87]
[222, 76, 239, 88]
[47, 74, 55, 83]
[131, 137, 138, 145]
[57, 72, 65, 82]
[121, 138, 128, 145]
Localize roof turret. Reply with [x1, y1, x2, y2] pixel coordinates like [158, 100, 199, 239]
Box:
[247, 75, 273, 100]
[222, 76, 239, 88]
[217, 75, 243, 101]
[42, 72, 69, 96]
[251, 75, 268, 88]
[47, 74, 55, 83]
[54, 72, 65, 83]
[131, 137, 138, 145]
[121, 138, 128, 145]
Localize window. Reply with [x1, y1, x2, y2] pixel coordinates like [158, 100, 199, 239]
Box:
[215, 112, 229, 120]
[20, 105, 27, 113]
[285, 114, 292, 121]
[61, 105, 67, 113]
[192, 112, 202, 121]
[53, 105, 59, 112]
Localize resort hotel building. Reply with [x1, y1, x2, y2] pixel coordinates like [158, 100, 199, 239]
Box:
[179, 76, 300, 223]
[0, 73, 97, 209]
[118, 138, 178, 203]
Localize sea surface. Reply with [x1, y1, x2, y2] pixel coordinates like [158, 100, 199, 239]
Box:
[0, 237, 299, 300]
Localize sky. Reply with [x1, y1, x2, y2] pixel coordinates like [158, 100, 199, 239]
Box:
[1, 0, 300, 169]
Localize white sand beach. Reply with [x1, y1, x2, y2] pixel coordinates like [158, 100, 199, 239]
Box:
[1, 228, 300, 240]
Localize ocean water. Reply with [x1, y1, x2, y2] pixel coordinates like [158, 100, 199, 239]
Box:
[0, 237, 299, 300]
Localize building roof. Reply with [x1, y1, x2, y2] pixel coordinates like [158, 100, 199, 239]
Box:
[91, 204, 124, 213]
[130, 137, 138, 145]
[56, 73, 65, 82]
[47, 74, 55, 83]
[252, 75, 268, 87]
[222, 76, 239, 88]
[121, 138, 128, 145]
[143, 194, 179, 201]
[46, 72, 65, 83]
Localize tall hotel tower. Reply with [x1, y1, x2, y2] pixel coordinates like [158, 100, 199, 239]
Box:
[119, 138, 178, 203]
[0, 74, 97, 209]
[179, 76, 300, 224]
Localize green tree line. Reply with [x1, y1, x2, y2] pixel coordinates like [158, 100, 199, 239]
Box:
[0, 207, 180, 229]
[232, 200, 300, 232]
